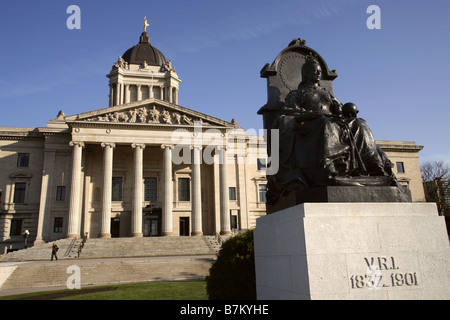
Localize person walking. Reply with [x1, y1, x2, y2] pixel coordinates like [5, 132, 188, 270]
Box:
[51, 243, 59, 261]
[22, 230, 30, 248]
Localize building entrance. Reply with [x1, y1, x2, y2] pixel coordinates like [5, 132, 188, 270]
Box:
[144, 219, 159, 237]
[179, 217, 190, 236]
[111, 218, 120, 238]
[143, 207, 162, 236]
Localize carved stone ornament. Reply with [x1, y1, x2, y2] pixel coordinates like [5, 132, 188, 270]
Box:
[114, 56, 129, 70]
[85, 105, 212, 126]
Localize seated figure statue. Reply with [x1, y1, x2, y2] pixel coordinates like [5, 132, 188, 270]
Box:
[267, 53, 398, 204]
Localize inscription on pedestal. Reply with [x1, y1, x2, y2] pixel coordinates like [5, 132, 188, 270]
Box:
[349, 256, 420, 290]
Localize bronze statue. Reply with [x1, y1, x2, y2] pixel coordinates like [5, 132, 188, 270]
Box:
[259, 41, 404, 207]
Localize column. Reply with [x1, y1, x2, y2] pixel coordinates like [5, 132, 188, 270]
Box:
[35, 150, 56, 244]
[109, 85, 114, 107]
[115, 83, 120, 106]
[100, 142, 115, 238]
[83, 175, 92, 240]
[219, 146, 231, 235]
[131, 143, 145, 237]
[66, 142, 85, 239]
[168, 85, 173, 103]
[237, 155, 249, 230]
[125, 84, 130, 104]
[149, 85, 153, 99]
[161, 144, 174, 236]
[120, 83, 125, 105]
[191, 146, 203, 236]
[137, 84, 142, 101]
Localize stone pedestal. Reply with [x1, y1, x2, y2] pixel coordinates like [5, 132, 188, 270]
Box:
[254, 203, 450, 300]
[267, 186, 412, 214]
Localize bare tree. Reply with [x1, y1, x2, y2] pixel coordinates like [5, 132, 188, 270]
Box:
[421, 160, 449, 182]
[421, 161, 450, 217]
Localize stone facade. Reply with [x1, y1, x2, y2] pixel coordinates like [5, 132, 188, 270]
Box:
[377, 141, 425, 202]
[0, 104, 271, 251]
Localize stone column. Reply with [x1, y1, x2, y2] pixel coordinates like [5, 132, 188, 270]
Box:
[174, 88, 179, 105]
[191, 146, 203, 236]
[237, 155, 249, 230]
[100, 142, 115, 238]
[125, 84, 130, 104]
[161, 144, 174, 236]
[109, 85, 114, 107]
[115, 83, 120, 106]
[131, 143, 145, 237]
[120, 83, 125, 105]
[66, 142, 85, 239]
[219, 146, 231, 235]
[35, 150, 56, 244]
[137, 84, 142, 101]
[168, 85, 173, 103]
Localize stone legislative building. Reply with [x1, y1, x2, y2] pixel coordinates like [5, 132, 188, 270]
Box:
[0, 27, 426, 252]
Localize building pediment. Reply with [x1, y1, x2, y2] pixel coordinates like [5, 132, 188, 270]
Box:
[9, 172, 33, 179]
[64, 99, 237, 129]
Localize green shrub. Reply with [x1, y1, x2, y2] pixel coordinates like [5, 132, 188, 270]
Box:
[206, 230, 256, 300]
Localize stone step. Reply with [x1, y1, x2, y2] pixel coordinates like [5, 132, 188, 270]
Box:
[0, 236, 221, 262]
[0, 255, 216, 292]
[0, 239, 77, 262]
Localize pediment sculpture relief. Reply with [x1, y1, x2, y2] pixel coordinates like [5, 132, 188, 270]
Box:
[85, 105, 212, 126]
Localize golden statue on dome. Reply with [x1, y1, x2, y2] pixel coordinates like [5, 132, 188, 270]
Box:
[144, 16, 150, 32]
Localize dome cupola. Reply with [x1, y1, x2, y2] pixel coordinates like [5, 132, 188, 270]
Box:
[106, 17, 181, 107]
[122, 31, 167, 67]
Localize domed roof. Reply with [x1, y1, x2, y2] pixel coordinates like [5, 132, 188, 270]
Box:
[122, 32, 167, 66]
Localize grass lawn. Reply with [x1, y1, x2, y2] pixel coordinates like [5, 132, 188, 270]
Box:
[0, 281, 209, 300]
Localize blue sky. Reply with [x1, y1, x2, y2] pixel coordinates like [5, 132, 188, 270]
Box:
[0, 0, 449, 165]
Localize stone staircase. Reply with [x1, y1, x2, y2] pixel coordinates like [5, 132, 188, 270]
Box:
[0, 236, 225, 295]
[0, 256, 216, 294]
[80, 236, 218, 259]
[0, 239, 79, 262]
[0, 236, 222, 262]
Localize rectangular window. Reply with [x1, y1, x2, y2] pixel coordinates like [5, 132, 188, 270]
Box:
[257, 158, 267, 171]
[112, 177, 123, 201]
[396, 162, 405, 173]
[17, 153, 30, 167]
[141, 86, 149, 100]
[56, 186, 66, 201]
[229, 187, 237, 201]
[10, 219, 22, 236]
[178, 178, 190, 202]
[13, 183, 26, 203]
[144, 177, 158, 202]
[54, 217, 63, 233]
[259, 184, 267, 203]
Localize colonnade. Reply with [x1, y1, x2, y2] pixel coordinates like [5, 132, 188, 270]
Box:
[109, 83, 178, 106]
[64, 141, 231, 239]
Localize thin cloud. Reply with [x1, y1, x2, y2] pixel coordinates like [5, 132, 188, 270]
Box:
[172, 0, 352, 53]
[419, 152, 450, 165]
[0, 54, 107, 101]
